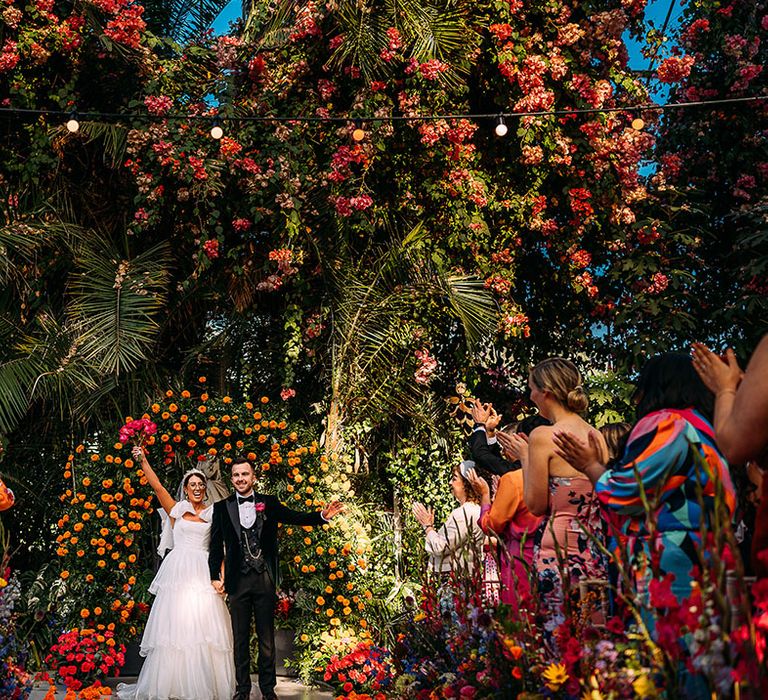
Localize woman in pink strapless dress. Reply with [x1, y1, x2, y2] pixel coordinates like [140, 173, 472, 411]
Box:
[505, 358, 607, 650]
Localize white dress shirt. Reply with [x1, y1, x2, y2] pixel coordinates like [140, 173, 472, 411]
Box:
[237, 490, 257, 529]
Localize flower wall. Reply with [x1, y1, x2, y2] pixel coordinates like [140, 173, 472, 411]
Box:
[52, 382, 381, 684]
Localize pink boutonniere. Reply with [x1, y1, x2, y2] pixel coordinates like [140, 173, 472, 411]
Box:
[255, 501, 266, 513]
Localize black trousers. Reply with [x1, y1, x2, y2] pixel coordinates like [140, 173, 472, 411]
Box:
[229, 568, 277, 696]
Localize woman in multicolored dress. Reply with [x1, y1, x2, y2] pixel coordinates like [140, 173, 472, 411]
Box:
[514, 358, 608, 644]
[554, 352, 736, 604]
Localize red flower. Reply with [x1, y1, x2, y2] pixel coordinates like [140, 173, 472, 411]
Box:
[657, 55, 695, 83]
[648, 573, 679, 608]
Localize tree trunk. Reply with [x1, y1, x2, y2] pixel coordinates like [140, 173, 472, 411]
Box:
[393, 489, 403, 582]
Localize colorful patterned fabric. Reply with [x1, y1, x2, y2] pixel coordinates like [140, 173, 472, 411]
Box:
[535, 475, 607, 645]
[595, 408, 735, 601]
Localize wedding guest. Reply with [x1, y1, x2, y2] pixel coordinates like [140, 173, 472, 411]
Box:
[553, 353, 736, 604]
[692, 336, 768, 464]
[117, 447, 235, 700]
[208, 456, 343, 700]
[413, 460, 485, 576]
[691, 338, 768, 575]
[517, 358, 608, 642]
[469, 399, 514, 477]
[467, 415, 548, 607]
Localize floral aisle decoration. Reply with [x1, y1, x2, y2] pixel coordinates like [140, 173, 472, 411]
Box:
[323, 640, 393, 698]
[0, 518, 33, 699]
[44, 627, 125, 692]
[380, 448, 766, 700]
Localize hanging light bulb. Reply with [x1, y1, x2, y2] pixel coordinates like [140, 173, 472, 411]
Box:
[65, 112, 80, 133]
[351, 119, 366, 142]
[210, 117, 224, 140]
[494, 115, 508, 137]
[631, 113, 645, 131]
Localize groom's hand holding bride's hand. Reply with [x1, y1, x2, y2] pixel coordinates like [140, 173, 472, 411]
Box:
[321, 501, 345, 520]
[211, 579, 225, 595]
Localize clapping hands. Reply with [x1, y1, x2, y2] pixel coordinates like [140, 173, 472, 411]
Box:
[552, 429, 603, 474]
[471, 399, 502, 433]
[412, 502, 435, 529]
[691, 343, 743, 395]
[465, 468, 491, 503]
[496, 431, 528, 463]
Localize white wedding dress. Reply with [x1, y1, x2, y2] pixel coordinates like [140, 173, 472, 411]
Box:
[116, 501, 235, 700]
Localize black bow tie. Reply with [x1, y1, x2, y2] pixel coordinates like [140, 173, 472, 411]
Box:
[237, 494, 255, 504]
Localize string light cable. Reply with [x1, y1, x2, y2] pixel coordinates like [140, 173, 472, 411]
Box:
[0, 94, 764, 137]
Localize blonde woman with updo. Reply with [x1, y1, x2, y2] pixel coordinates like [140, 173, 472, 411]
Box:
[501, 358, 608, 645]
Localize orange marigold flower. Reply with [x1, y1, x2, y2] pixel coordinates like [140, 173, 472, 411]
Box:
[199, 376, 207, 383]
[181, 390, 191, 399]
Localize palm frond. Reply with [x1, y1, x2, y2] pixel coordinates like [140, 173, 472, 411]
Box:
[64, 122, 129, 169]
[440, 275, 498, 347]
[67, 238, 171, 377]
[0, 221, 47, 285]
[144, 0, 233, 43]
[244, 0, 295, 49]
[0, 313, 99, 434]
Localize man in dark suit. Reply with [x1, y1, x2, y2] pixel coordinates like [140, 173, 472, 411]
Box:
[209, 456, 343, 700]
[469, 398, 515, 476]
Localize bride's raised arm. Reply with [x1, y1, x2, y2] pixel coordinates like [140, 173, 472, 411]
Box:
[131, 446, 176, 515]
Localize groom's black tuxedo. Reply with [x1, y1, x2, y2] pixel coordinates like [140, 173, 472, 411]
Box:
[208, 492, 324, 592]
[208, 492, 325, 699]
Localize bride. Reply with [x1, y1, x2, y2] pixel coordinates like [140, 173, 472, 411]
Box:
[116, 447, 235, 700]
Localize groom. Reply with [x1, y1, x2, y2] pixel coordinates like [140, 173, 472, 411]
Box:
[209, 455, 343, 700]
